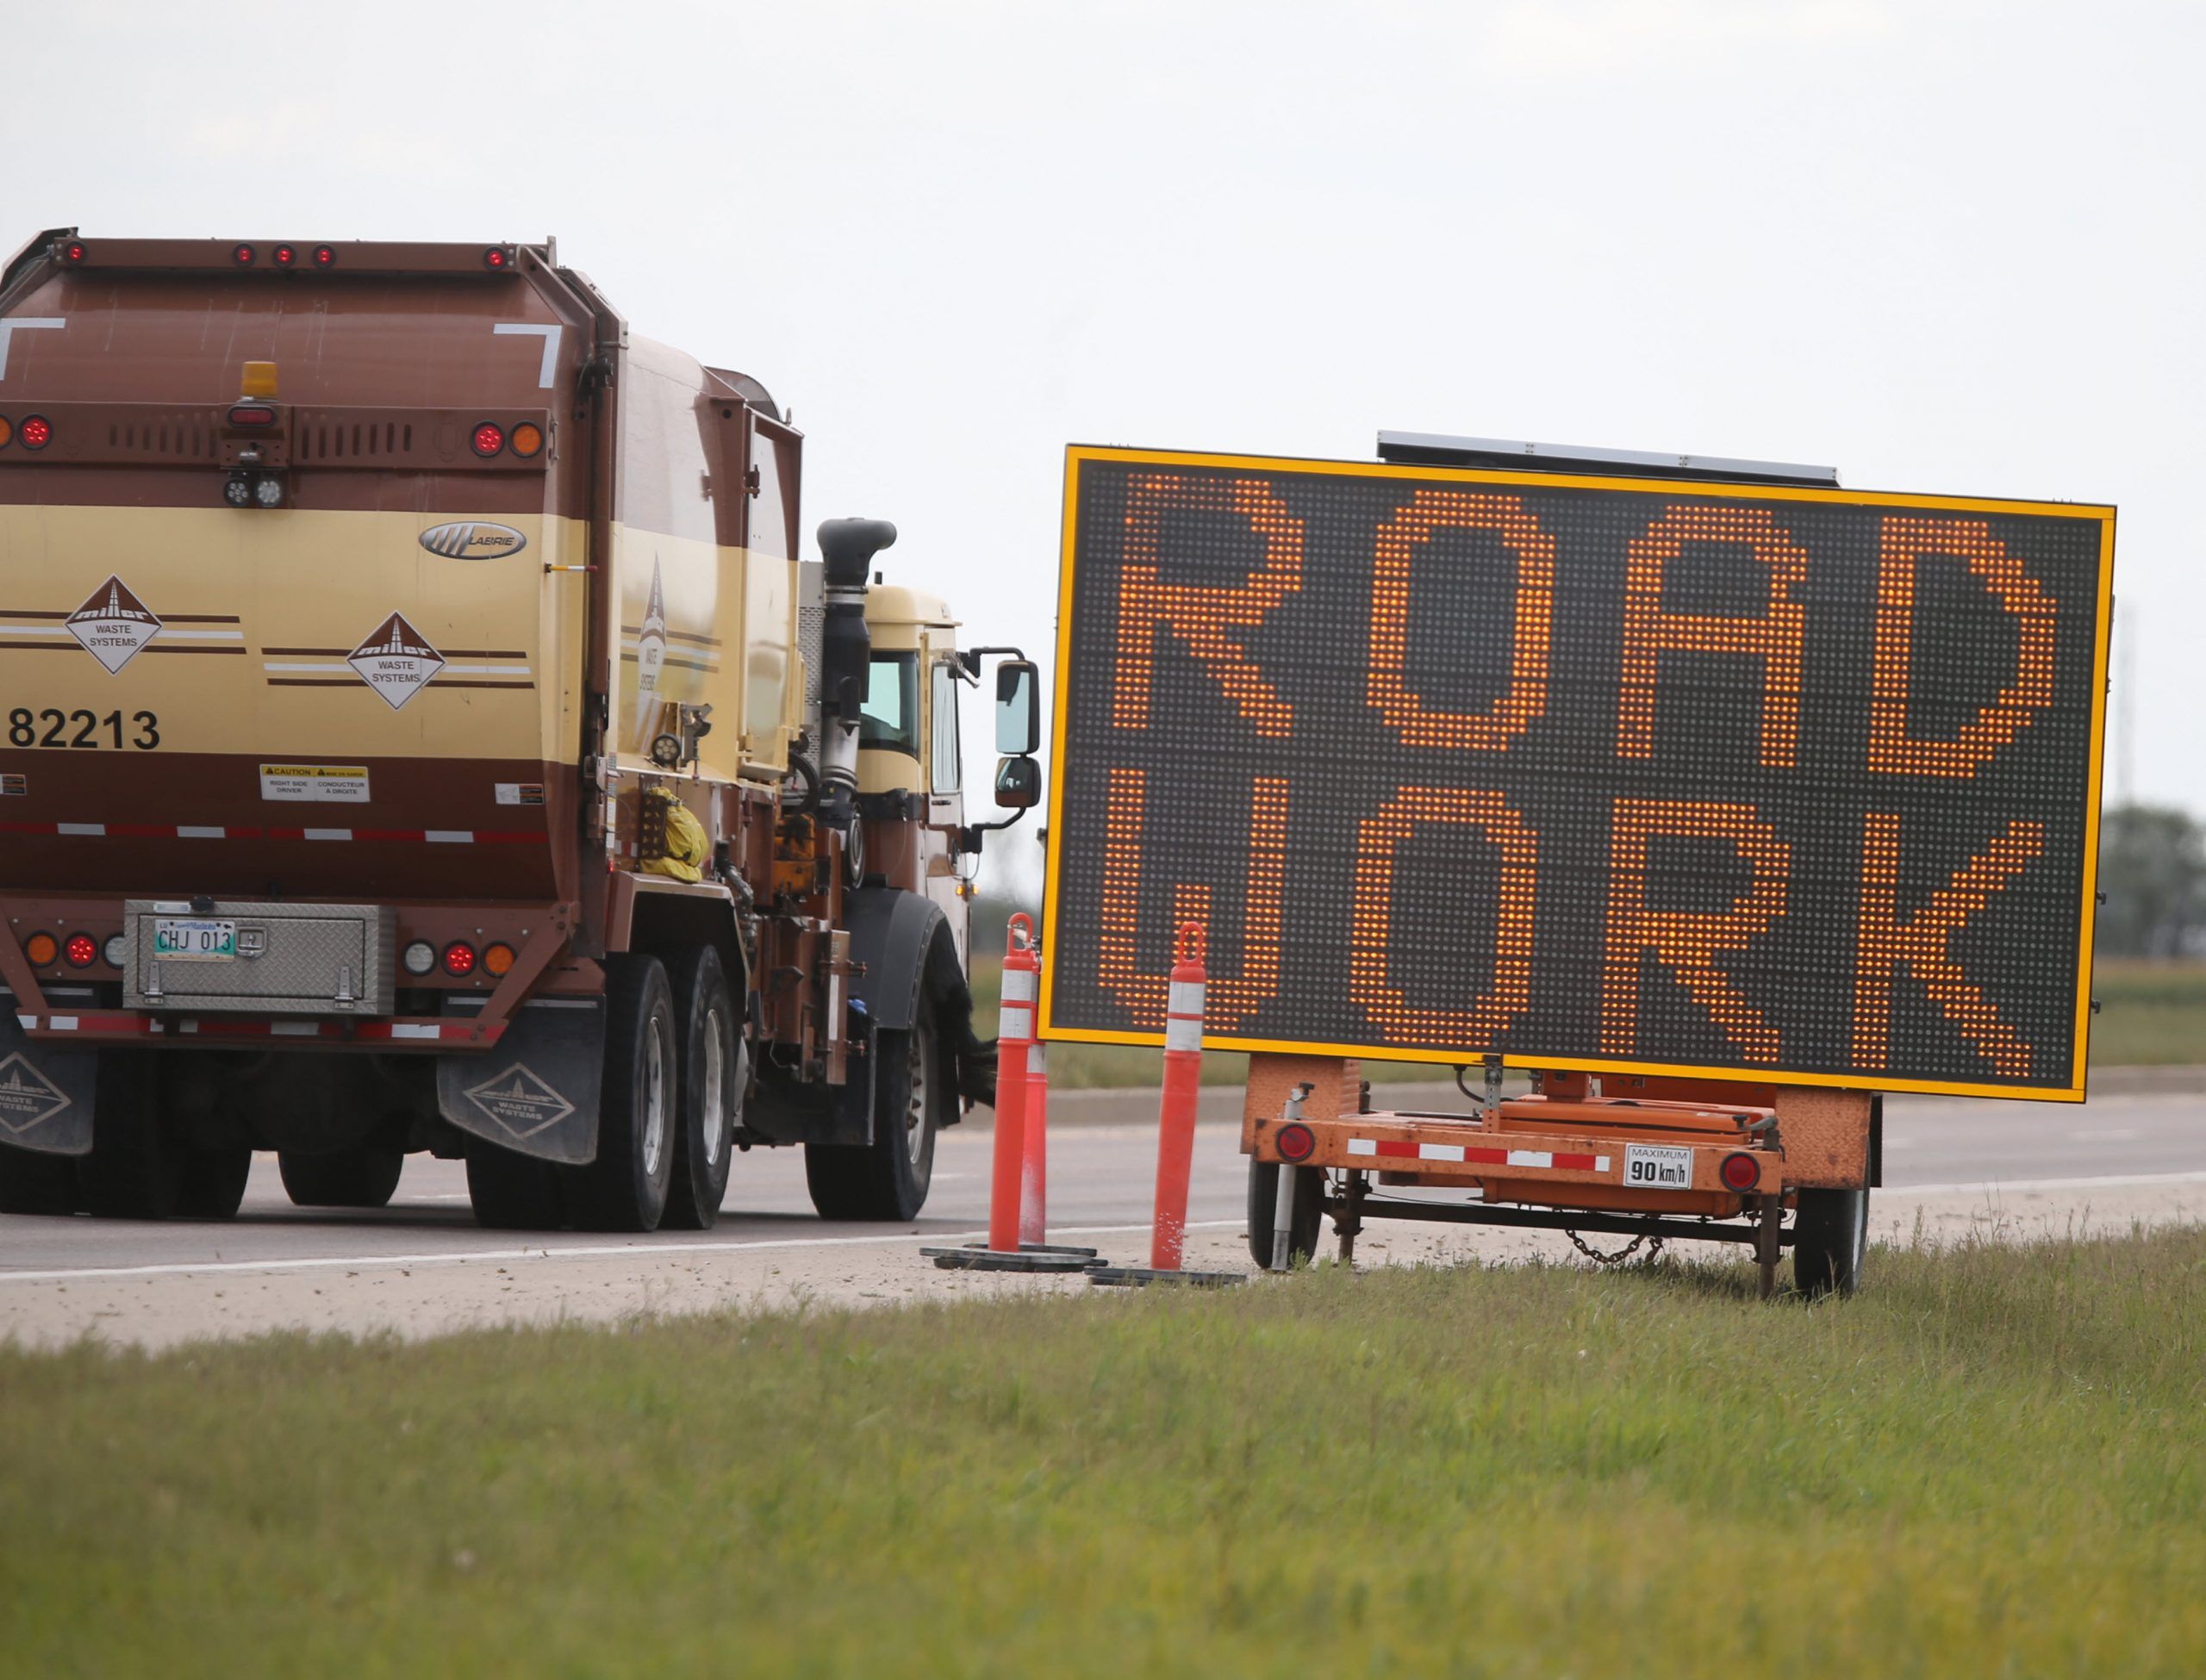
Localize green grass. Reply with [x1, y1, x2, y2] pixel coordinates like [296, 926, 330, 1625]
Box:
[4, 1227, 2206, 1677]
[2091, 961, 2206, 1066]
[974, 955, 2206, 1087]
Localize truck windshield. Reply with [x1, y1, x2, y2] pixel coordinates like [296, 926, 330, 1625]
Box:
[859, 653, 919, 755]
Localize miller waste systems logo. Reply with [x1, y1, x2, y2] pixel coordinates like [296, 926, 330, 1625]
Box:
[65, 576, 161, 672]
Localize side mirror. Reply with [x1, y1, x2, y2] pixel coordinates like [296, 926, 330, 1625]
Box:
[994, 756, 1041, 810]
[994, 659, 1040, 756]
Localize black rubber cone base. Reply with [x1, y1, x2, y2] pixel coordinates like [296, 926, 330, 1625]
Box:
[921, 1246, 1097, 1273]
[1089, 1266, 1245, 1288]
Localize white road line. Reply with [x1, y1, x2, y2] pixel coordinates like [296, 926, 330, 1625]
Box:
[0, 1219, 1246, 1286]
[1881, 1170, 2206, 1197]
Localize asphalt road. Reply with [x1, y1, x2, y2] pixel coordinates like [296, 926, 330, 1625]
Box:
[2, 1082, 2201, 1284]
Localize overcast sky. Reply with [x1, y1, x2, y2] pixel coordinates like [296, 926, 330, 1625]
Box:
[15, 0, 2201, 893]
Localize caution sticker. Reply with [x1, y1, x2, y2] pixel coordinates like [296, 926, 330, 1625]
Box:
[259, 763, 371, 804]
[495, 782, 546, 806]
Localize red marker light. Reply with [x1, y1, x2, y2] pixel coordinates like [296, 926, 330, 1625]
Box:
[1276, 1122, 1317, 1163]
[272, 244, 297, 268]
[18, 416, 51, 450]
[441, 942, 478, 977]
[227, 404, 277, 427]
[61, 240, 86, 264]
[232, 243, 257, 266]
[64, 932, 98, 968]
[1719, 1152, 1761, 1193]
[470, 421, 505, 457]
[483, 246, 510, 271]
[312, 245, 337, 268]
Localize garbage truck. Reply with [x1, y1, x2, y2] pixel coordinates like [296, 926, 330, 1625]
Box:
[0, 228, 1041, 1231]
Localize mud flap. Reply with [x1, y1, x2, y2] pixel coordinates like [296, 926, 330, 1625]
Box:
[435, 996, 606, 1165]
[0, 1006, 95, 1156]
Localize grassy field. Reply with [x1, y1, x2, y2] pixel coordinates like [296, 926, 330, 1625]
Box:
[973, 955, 2206, 1087]
[4, 1227, 2205, 1677]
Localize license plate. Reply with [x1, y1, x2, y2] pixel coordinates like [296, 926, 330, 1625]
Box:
[153, 918, 237, 961]
[1623, 1143, 1694, 1189]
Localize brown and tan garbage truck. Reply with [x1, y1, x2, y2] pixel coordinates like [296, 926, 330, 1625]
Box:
[0, 228, 1041, 1231]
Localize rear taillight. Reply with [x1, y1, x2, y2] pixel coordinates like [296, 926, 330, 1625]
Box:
[442, 942, 478, 977]
[22, 932, 58, 967]
[1719, 1152, 1761, 1193]
[232, 242, 257, 266]
[1276, 1123, 1316, 1162]
[18, 416, 51, 450]
[227, 404, 277, 427]
[470, 421, 505, 457]
[64, 933, 97, 969]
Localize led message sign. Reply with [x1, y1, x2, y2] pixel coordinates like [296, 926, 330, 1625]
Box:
[1039, 446, 2115, 1100]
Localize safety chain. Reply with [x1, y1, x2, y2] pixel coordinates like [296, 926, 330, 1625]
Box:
[1563, 1229, 1666, 1266]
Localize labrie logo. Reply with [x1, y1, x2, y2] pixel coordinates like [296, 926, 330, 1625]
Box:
[419, 521, 528, 560]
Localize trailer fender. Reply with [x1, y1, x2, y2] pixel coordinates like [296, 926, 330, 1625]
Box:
[434, 997, 607, 1165]
[844, 888, 992, 1111]
[0, 1007, 95, 1156]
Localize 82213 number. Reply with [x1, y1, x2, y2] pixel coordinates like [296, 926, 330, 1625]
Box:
[8, 708, 160, 750]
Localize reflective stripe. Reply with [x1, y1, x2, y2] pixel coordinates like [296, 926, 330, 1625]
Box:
[1000, 968, 1038, 1005]
[1347, 1138, 1377, 1156]
[1167, 980, 1205, 1020]
[998, 1003, 1032, 1043]
[1164, 1016, 1201, 1053]
[1418, 1142, 1467, 1161]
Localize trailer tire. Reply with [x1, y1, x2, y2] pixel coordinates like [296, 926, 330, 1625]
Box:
[280, 1147, 404, 1210]
[664, 946, 741, 1231]
[804, 992, 942, 1222]
[564, 955, 677, 1233]
[174, 1146, 252, 1221]
[465, 1140, 566, 1230]
[0, 1144, 82, 1216]
[1793, 1186, 1868, 1297]
[79, 1052, 179, 1220]
[1245, 1156, 1324, 1269]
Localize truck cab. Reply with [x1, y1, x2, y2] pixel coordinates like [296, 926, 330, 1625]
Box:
[857, 586, 972, 968]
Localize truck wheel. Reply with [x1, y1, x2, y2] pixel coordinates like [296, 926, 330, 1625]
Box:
[1245, 1156, 1324, 1269]
[804, 994, 943, 1222]
[564, 955, 677, 1233]
[79, 1052, 180, 1220]
[1793, 1186, 1869, 1297]
[0, 1144, 82, 1216]
[664, 946, 741, 1231]
[465, 1140, 566, 1230]
[174, 1146, 253, 1221]
[280, 1147, 404, 1210]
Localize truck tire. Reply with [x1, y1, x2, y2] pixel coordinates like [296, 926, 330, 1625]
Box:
[564, 955, 677, 1233]
[79, 1052, 178, 1220]
[0, 1144, 82, 1216]
[664, 946, 741, 1231]
[1793, 1186, 1869, 1297]
[465, 1139, 566, 1231]
[174, 1146, 252, 1221]
[1245, 1156, 1324, 1269]
[804, 993, 943, 1222]
[280, 1147, 404, 1210]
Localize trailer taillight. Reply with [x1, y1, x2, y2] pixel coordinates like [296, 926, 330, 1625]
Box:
[231, 243, 257, 266]
[22, 932, 58, 968]
[272, 244, 297, 269]
[470, 421, 505, 457]
[18, 416, 51, 450]
[1719, 1152, 1761, 1192]
[1276, 1122, 1317, 1163]
[227, 405, 278, 427]
[442, 942, 478, 977]
[64, 933, 98, 969]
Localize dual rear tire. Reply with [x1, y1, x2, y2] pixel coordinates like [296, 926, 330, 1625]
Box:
[803, 993, 944, 1223]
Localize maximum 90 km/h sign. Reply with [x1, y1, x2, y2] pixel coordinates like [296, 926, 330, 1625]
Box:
[1038, 445, 2116, 1101]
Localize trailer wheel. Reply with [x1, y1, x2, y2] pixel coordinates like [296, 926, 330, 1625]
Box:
[1793, 1186, 1869, 1297]
[280, 1147, 404, 1210]
[564, 955, 677, 1233]
[0, 1144, 82, 1216]
[664, 946, 741, 1231]
[1245, 1156, 1324, 1269]
[804, 993, 943, 1222]
[465, 1140, 565, 1230]
[173, 1146, 252, 1220]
